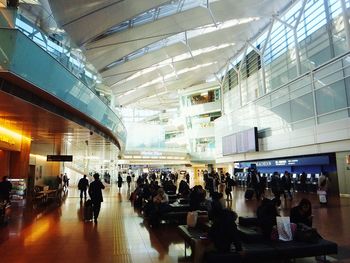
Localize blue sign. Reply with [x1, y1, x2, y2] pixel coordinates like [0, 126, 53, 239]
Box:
[238, 155, 329, 168]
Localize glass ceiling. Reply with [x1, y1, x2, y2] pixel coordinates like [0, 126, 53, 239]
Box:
[92, 0, 206, 43]
[101, 16, 260, 73]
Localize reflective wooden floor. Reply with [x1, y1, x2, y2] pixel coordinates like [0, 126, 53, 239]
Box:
[0, 179, 350, 263]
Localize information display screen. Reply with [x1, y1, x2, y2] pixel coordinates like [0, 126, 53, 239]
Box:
[222, 127, 258, 155]
[47, 155, 73, 162]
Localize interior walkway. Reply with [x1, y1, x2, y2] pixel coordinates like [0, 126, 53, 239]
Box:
[0, 179, 350, 263]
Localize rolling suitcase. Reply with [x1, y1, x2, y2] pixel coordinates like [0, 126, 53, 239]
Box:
[84, 199, 93, 221]
[244, 188, 254, 200]
[317, 190, 327, 204]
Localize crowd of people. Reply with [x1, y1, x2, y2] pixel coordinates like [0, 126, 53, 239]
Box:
[124, 168, 329, 262]
[0, 167, 330, 261]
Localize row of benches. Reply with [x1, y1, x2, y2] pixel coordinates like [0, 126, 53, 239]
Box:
[177, 219, 338, 262]
[32, 186, 64, 208]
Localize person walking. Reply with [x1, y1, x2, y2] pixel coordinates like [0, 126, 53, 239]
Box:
[270, 172, 282, 206]
[318, 173, 330, 204]
[282, 171, 293, 200]
[250, 170, 261, 200]
[224, 173, 234, 200]
[63, 173, 69, 190]
[117, 174, 123, 192]
[88, 173, 105, 223]
[299, 172, 307, 193]
[56, 175, 63, 189]
[78, 175, 89, 200]
[126, 174, 132, 189]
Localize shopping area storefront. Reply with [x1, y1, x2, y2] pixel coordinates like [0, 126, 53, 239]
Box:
[0, 126, 31, 200]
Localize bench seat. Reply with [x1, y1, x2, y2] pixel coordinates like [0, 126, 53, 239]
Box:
[237, 225, 264, 243]
[177, 225, 338, 263]
[204, 239, 337, 262]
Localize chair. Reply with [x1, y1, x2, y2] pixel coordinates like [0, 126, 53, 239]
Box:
[32, 186, 45, 208]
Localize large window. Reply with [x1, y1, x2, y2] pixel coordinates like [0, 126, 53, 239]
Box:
[222, 0, 348, 104]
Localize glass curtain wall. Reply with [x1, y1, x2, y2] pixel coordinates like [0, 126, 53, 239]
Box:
[223, 0, 348, 109]
[221, 0, 350, 131]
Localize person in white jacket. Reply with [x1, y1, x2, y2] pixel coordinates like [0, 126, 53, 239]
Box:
[318, 173, 329, 191]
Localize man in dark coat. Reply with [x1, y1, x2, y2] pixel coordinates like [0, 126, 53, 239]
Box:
[78, 174, 89, 200]
[250, 170, 261, 200]
[88, 173, 105, 223]
[0, 176, 12, 203]
[282, 171, 293, 200]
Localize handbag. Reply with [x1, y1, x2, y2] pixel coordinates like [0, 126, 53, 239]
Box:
[276, 216, 293, 241]
[186, 211, 198, 228]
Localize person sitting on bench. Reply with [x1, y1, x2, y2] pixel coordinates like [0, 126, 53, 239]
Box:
[290, 198, 312, 227]
[257, 198, 280, 239]
[208, 192, 242, 252]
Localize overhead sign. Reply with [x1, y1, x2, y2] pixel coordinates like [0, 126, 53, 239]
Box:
[47, 155, 73, 162]
[238, 155, 329, 168]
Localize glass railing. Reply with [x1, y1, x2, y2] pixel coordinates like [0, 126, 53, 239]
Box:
[0, 28, 126, 147]
[13, 14, 113, 107]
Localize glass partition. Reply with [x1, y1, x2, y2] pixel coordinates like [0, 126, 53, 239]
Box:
[0, 28, 126, 147]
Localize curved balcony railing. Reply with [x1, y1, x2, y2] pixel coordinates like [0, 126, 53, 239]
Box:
[0, 28, 126, 148]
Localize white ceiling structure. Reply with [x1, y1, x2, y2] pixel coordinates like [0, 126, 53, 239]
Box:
[47, 0, 293, 111]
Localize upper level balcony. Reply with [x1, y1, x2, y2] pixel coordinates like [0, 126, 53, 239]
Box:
[0, 28, 126, 149]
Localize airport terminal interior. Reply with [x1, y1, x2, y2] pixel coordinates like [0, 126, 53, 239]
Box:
[0, 0, 350, 262]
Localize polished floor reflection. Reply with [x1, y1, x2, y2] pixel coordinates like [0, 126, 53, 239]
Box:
[0, 180, 350, 263]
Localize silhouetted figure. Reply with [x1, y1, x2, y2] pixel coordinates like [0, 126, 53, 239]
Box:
[208, 192, 242, 252]
[257, 198, 280, 239]
[0, 176, 12, 203]
[78, 175, 89, 200]
[126, 175, 132, 189]
[225, 173, 234, 200]
[270, 172, 282, 205]
[290, 198, 312, 227]
[63, 173, 69, 189]
[88, 173, 105, 223]
[117, 174, 123, 192]
[300, 172, 307, 193]
[185, 173, 190, 184]
[189, 185, 206, 211]
[56, 175, 62, 189]
[282, 171, 293, 200]
[178, 180, 190, 198]
[250, 170, 261, 200]
[149, 188, 170, 227]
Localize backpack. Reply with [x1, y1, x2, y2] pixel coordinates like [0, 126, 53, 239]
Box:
[78, 179, 83, 190]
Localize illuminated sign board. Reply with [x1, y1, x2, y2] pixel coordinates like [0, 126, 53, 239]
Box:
[47, 155, 73, 162]
[238, 155, 329, 168]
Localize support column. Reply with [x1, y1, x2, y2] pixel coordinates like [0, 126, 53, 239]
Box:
[10, 138, 31, 179]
